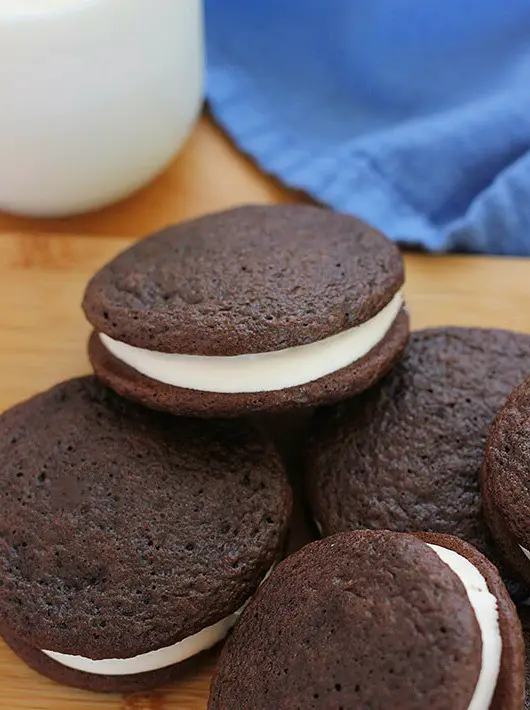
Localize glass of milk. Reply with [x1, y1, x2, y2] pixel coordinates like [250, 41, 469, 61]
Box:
[0, 0, 203, 216]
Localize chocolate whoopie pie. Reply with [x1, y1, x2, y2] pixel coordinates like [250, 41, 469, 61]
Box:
[83, 205, 409, 417]
[0, 377, 292, 693]
[307, 327, 530, 595]
[482, 378, 530, 587]
[208, 530, 524, 710]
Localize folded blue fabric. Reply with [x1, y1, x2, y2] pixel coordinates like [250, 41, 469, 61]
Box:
[205, 0, 530, 255]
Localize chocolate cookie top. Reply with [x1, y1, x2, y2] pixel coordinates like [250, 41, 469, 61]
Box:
[483, 378, 530, 546]
[208, 531, 484, 710]
[307, 328, 530, 564]
[0, 377, 292, 658]
[82, 205, 404, 355]
[416, 533, 525, 710]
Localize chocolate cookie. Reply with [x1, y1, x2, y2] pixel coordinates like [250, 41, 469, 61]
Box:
[482, 378, 530, 588]
[307, 327, 530, 595]
[518, 608, 530, 710]
[208, 530, 524, 710]
[83, 205, 409, 417]
[0, 377, 292, 693]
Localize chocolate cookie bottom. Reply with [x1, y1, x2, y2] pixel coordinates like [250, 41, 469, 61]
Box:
[1, 625, 217, 694]
[89, 309, 409, 417]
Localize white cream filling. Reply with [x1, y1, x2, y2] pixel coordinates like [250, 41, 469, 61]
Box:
[42, 607, 242, 676]
[42, 567, 274, 676]
[99, 291, 403, 393]
[428, 544, 502, 710]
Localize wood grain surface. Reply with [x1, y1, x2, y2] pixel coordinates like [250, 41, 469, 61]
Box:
[0, 116, 529, 709]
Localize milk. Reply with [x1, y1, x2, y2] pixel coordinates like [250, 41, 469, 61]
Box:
[0, 0, 77, 13]
[0, 0, 204, 216]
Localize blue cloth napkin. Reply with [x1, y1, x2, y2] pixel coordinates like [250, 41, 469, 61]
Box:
[205, 0, 530, 255]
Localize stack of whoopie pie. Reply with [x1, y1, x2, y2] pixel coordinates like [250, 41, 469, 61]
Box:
[0, 204, 528, 708]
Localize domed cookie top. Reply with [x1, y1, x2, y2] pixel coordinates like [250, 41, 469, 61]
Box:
[208, 530, 524, 710]
[482, 377, 530, 587]
[83, 205, 403, 354]
[83, 205, 408, 416]
[0, 377, 292, 692]
[307, 327, 530, 591]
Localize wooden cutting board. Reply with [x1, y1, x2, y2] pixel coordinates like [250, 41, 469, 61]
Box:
[0, 230, 529, 710]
